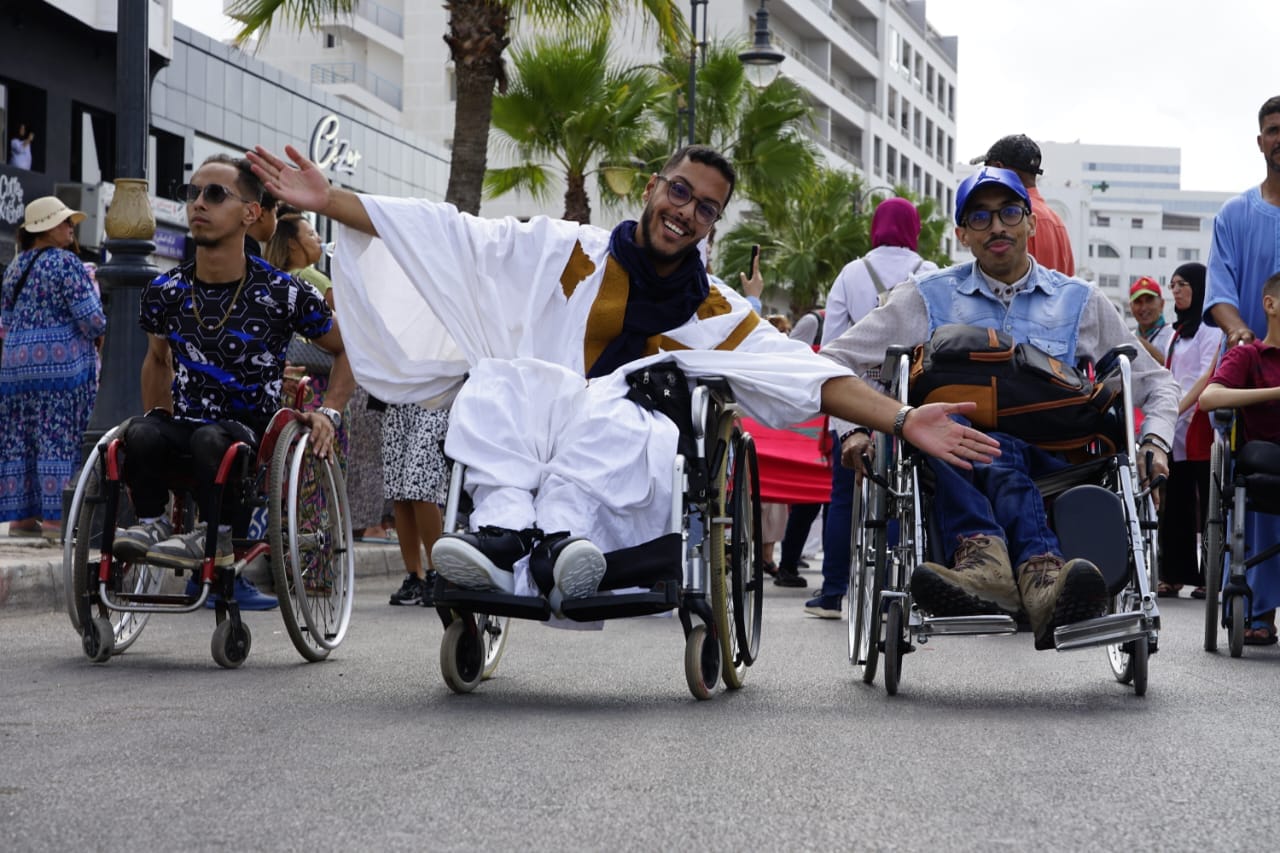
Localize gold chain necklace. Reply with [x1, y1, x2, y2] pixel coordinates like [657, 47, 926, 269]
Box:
[191, 270, 249, 331]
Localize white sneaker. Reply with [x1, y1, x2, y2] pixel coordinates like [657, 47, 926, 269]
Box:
[552, 538, 607, 601]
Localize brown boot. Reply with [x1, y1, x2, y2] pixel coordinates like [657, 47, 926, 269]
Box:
[1017, 554, 1108, 650]
[910, 535, 1019, 616]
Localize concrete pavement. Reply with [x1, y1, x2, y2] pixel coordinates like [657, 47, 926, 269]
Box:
[0, 521, 407, 614]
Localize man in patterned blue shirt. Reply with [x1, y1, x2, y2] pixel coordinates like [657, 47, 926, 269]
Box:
[114, 154, 354, 608]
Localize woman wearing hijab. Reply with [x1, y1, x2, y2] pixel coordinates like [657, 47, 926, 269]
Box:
[1157, 262, 1222, 598]
[0, 197, 106, 537]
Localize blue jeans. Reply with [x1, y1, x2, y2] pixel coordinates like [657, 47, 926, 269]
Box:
[819, 431, 857, 597]
[927, 425, 1069, 570]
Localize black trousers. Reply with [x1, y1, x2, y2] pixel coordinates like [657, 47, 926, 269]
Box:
[1157, 458, 1210, 586]
[122, 412, 259, 532]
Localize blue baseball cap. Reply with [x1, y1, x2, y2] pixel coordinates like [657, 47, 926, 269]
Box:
[955, 167, 1032, 225]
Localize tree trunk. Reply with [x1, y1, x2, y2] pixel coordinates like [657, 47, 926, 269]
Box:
[443, 0, 510, 214]
[563, 171, 591, 224]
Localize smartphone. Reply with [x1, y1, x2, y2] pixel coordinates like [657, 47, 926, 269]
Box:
[749, 243, 760, 274]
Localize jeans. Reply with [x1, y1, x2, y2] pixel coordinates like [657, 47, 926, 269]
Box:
[927, 425, 1069, 570]
[818, 431, 857, 597]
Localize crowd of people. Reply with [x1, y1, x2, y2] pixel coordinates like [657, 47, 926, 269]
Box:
[7, 95, 1280, 649]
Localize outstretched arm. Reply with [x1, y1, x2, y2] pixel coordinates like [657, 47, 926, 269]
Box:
[819, 375, 1000, 469]
[246, 145, 377, 237]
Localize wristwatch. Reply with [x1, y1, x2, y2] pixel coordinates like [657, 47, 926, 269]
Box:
[1140, 434, 1171, 454]
[893, 405, 914, 440]
[317, 406, 343, 430]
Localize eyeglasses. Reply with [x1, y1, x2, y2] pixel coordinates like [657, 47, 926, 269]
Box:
[654, 175, 722, 226]
[176, 182, 253, 206]
[962, 204, 1029, 231]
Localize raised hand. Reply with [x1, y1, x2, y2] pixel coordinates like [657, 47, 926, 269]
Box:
[247, 145, 332, 213]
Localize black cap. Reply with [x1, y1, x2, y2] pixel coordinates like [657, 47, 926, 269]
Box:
[969, 134, 1044, 176]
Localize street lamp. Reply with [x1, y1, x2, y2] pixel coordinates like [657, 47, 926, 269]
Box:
[684, 0, 708, 145]
[738, 0, 785, 89]
[853, 185, 899, 215]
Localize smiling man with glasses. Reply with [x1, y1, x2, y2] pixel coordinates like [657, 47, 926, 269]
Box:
[111, 154, 355, 609]
[245, 142, 996, 611]
[823, 166, 1181, 649]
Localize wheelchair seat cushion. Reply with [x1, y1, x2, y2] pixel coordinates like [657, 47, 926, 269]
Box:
[1238, 441, 1280, 477]
[1238, 441, 1280, 515]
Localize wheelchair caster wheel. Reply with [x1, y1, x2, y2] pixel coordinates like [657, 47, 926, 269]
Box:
[441, 617, 485, 693]
[83, 617, 115, 663]
[211, 619, 252, 669]
[684, 624, 720, 701]
[1227, 595, 1245, 659]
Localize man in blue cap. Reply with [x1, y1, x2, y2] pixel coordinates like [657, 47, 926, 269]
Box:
[822, 167, 1180, 649]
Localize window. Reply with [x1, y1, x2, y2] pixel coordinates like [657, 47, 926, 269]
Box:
[1130, 246, 1153, 260]
[1131, 218, 1143, 229]
[1177, 247, 1201, 261]
[1091, 213, 1111, 227]
[1099, 275, 1121, 289]
[1158, 246, 1166, 258]
[1093, 242, 1120, 258]
[323, 32, 340, 48]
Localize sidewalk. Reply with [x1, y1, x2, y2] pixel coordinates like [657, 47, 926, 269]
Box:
[0, 522, 406, 614]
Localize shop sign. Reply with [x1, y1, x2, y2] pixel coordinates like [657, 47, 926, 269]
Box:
[309, 115, 362, 175]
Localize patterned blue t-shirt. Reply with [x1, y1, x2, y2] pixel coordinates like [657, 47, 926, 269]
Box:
[139, 256, 332, 431]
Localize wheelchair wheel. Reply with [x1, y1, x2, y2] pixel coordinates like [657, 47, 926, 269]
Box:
[709, 420, 753, 690]
[83, 616, 115, 663]
[268, 419, 356, 662]
[727, 432, 763, 669]
[684, 623, 720, 701]
[1227, 595, 1245, 659]
[477, 613, 509, 680]
[65, 430, 163, 655]
[1130, 635, 1149, 697]
[440, 616, 485, 693]
[883, 599, 904, 696]
[210, 618, 252, 669]
[851, 474, 886, 685]
[1202, 439, 1225, 652]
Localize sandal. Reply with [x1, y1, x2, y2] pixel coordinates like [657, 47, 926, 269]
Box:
[1244, 625, 1279, 646]
[1156, 582, 1182, 598]
[7, 519, 42, 538]
[1190, 587, 1207, 600]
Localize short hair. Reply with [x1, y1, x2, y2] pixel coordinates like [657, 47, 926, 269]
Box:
[1259, 96, 1280, 128]
[199, 153, 265, 204]
[264, 213, 307, 270]
[659, 145, 737, 206]
[1263, 270, 1280, 301]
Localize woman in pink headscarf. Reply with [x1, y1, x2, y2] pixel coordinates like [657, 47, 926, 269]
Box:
[803, 196, 938, 618]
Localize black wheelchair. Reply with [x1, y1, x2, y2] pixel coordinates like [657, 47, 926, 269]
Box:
[1202, 409, 1280, 656]
[850, 345, 1162, 696]
[62, 408, 355, 668]
[432, 376, 765, 700]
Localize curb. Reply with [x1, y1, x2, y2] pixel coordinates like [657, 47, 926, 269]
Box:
[0, 541, 406, 615]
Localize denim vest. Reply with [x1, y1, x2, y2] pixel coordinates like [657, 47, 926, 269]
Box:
[915, 261, 1091, 364]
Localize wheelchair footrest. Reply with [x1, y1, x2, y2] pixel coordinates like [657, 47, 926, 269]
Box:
[435, 587, 552, 621]
[1053, 611, 1153, 651]
[918, 614, 1018, 636]
[560, 584, 680, 622]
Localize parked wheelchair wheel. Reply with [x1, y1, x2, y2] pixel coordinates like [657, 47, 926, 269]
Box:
[65, 429, 163, 655]
[684, 623, 720, 701]
[728, 432, 763, 669]
[269, 419, 356, 662]
[210, 618, 252, 669]
[1202, 438, 1226, 652]
[440, 616, 485, 694]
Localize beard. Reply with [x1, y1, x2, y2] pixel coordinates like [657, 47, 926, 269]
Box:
[637, 201, 694, 270]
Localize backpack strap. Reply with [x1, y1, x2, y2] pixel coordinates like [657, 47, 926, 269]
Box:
[864, 256, 923, 296]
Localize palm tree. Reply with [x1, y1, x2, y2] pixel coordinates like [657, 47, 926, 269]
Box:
[484, 29, 669, 223]
[227, 0, 684, 215]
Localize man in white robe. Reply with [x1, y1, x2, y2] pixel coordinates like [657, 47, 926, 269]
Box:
[247, 143, 999, 608]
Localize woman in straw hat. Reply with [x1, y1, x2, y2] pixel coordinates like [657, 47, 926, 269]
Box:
[0, 196, 106, 538]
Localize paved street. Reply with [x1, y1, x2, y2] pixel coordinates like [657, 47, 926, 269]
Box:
[1, 575, 1274, 851]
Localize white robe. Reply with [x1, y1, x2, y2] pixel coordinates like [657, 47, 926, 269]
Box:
[332, 197, 851, 587]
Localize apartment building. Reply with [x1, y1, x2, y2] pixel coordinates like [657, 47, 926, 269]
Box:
[245, 0, 959, 229]
[1034, 141, 1234, 319]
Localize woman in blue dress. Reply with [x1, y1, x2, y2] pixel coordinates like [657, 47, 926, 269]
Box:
[0, 197, 106, 536]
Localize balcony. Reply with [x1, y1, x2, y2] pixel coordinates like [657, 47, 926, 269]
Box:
[312, 62, 403, 111]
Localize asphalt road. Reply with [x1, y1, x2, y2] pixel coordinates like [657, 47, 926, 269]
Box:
[1, 577, 1274, 851]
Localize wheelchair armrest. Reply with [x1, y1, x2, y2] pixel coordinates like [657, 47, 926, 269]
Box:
[696, 375, 735, 403]
[1094, 345, 1137, 379]
[880, 345, 913, 388]
[1211, 407, 1234, 430]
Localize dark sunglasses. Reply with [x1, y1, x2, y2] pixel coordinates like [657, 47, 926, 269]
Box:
[654, 175, 722, 226]
[176, 182, 254, 205]
[962, 204, 1029, 232]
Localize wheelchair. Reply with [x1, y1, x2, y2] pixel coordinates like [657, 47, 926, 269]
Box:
[62, 407, 355, 668]
[1202, 410, 1280, 657]
[433, 376, 765, 700]
[850, 345, 1161, 696]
